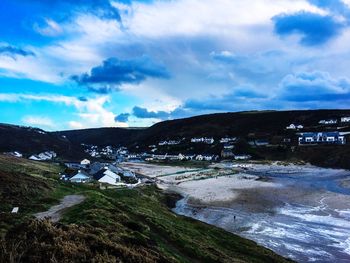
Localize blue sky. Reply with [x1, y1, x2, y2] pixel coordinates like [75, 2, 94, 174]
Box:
[1, 0, 350, 130]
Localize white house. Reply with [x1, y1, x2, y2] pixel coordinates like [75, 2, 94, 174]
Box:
[69, 170, 91, 183]
[341, 117, 350, 123]
[195, 155, 204, 161]
[234, 154, 252, 160]
[93, 168, 121, 185]
[80, 159, 91, 165]
[220, 137, 237, 143]
[286, 124, 304, 130]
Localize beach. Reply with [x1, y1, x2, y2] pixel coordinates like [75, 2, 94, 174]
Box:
[122, 161, 350, 262]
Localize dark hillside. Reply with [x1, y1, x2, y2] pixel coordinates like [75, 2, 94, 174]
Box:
[0, 123, 86, 160]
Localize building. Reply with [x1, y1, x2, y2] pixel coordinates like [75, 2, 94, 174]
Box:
[68, 170, 91, 183]
[220, 137, 237, 143]
[298, 132, 346, 145]
[221, 149, 234, 158]
[234, 154, 252, 160]
[341, 117, 350, 123]
[93, 168, 121, 185]
[286, 124, 304, 130]
[319, 119, 338, 125]
[191, 137, 215, 144]
[80, 159, 91, 165]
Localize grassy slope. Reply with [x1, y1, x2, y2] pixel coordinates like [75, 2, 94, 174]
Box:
[0, 155, 291, 263]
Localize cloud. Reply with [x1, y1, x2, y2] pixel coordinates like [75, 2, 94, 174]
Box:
[279, 71, 350, 102]
[115, 113, 130, 122]
[33, 18, 63, 37]
[72, 55, 170, 92]
[273, 11, 344, 46]
[0, 44, 35, 58]
[132, 106, 170, 119]
[0, 93, 127, 129]
[308, 0, 350, 17]
[22, 116, 55, 129]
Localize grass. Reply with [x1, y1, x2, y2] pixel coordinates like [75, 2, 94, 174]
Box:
[0, 155, 292, 262]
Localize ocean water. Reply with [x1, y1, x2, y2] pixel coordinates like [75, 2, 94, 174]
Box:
[174, 166, 350, 262]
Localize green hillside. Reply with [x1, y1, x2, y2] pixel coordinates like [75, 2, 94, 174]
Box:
[0, 155, 291, 263]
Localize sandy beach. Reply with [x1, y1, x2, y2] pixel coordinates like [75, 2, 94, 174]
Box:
[123, 161, 350, 262]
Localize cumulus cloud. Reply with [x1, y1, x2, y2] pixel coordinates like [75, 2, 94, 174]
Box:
[273, 11, 344, 46]
[72, 56, 170, 92]
[279, 71, 350, 102]
[0, 44, 35, 58]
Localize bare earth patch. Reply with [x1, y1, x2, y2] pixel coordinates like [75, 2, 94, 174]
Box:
[35, 195, 85, 222]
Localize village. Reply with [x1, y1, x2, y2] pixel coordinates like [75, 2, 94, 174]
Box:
[2, 115, 350, 189]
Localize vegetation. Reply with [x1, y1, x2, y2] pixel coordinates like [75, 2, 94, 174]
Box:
[0, 155, 291, 262]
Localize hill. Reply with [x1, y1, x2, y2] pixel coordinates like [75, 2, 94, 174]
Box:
[0, 155, 290, 262]
[1, 109, 350, 168]
[0, 123, 87, 161]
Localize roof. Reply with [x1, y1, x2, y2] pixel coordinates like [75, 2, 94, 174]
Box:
[93, 169, 108, 181]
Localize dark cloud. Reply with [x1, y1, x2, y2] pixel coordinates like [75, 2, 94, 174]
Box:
[0, 45, 35, 58]
[72, 56, 170, 93]
[115, 113, 130, 123]
[279, 71, 350, 102]
[132, 106, 170, 119]
[78, 96, 88, 102]
[273, 11, 343, 46]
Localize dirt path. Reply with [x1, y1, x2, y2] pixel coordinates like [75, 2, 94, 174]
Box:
[35, 195, 85, 222]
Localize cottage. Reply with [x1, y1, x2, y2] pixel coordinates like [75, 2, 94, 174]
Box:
[69, 170, 91, 183]
[195, 155, 204, 161]
[93, 168, 121, 185]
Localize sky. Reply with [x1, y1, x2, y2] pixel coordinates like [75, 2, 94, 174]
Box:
[1, 0, 350, 130]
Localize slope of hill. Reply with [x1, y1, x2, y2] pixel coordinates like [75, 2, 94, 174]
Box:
[0, 155, 290, 262]
[0, 123, 87, 161]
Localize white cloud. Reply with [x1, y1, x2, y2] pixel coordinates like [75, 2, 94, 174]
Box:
[34, 19, 63, 37]
[0, 93, 127, 129]
[22, 116, 55, 129]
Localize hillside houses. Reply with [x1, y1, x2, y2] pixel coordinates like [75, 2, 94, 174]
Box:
[341, 117, 350, 123]
[158, 140, 181, 146]
[191, 137, 214, 144]
[298, 132, 346, 145]
[93, 168, 121, 185]
[319, 119, 337, 125]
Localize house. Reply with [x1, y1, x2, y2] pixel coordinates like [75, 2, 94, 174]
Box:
[69, 170, 91, 183]
[319, 119, 338, 125]
[195, 155, 204, 161]
[254, 139, 269, 146]
[221, 149, 234, 158]
[234, 154, 252, 160]
[223, 143, 235, 149]
[341, 117, 350, 123]
[93, 168, 121, 185]
[298, 132, 346, 145]
[220, 137, 237, 143]
[5, 151, 23, 158]
[11, 207, 19, 213]
[286, 124, 304, 130]
[80, 159, 91, 165]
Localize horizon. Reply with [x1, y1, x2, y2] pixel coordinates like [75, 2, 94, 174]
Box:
[2, 108, 350, 131]
[1, 0, 350, 130]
